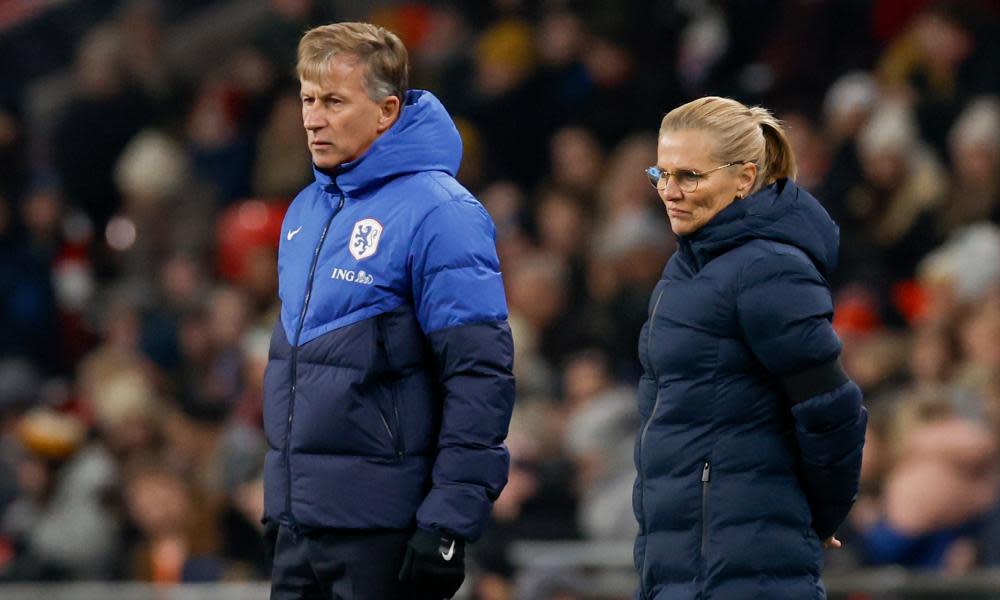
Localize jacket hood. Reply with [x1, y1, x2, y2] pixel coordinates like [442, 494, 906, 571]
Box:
[312, 89, 462, 194]
[681, 179, 840, 276]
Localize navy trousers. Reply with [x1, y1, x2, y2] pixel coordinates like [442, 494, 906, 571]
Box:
[269, 524, 411, 599]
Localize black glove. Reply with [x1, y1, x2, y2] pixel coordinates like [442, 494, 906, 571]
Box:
[398, 528, 465, 599]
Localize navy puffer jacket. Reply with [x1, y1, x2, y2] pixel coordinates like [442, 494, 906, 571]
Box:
[634, 179, 867, 599]
[263, 90, 514, 542]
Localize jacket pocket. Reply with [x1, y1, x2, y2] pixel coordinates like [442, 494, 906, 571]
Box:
[374, 394, 400, 458]
[700, 461, 711, 559]
[386, 379, 405, 458]
[376, 315, 405, 460]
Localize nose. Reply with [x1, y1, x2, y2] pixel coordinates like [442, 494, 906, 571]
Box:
[660, 175, 684, 202]
[303, 106, 323, 131]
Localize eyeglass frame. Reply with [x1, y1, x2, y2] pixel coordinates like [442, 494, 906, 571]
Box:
[644, 161, 751, 193]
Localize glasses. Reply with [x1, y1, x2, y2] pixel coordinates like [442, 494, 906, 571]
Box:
[644, 162, 746, 193]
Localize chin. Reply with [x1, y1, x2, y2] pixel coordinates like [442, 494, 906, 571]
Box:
[668, 221, 689, 236]
[312, 155, 343, 171]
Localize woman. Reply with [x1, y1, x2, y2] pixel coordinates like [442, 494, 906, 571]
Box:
[634, 97, 867, 599]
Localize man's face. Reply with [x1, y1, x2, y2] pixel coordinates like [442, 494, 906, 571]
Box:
[300, 53, 398, 171]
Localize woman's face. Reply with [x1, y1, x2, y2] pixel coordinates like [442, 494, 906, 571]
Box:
[655, 129, 755, 236]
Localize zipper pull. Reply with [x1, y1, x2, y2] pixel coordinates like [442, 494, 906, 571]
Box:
[702, 462, 711, 483]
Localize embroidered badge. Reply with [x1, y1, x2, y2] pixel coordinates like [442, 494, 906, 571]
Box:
[349, 218, 383, 260]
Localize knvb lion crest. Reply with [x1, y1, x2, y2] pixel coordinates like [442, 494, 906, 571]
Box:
[349, 218, 383, 260]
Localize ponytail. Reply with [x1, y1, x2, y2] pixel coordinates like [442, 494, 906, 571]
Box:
[749, 107, 797, 189]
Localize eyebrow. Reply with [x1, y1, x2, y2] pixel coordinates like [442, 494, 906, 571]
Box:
[300, 91, 343, 100]
[655, 165, 705, 173]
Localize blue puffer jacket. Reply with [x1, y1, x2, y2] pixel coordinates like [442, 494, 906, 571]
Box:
[634, 179, 867, 599]
[262, 90, 515, 542]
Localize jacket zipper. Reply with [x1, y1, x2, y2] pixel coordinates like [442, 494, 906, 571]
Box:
[376, 315, 405, 460]
[284, 191, 345, 531]
[638, 288, 665, 598]
[701, 461, 711, 559]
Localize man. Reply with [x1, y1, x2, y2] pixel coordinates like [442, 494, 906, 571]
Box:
[262, 22, 515, 599]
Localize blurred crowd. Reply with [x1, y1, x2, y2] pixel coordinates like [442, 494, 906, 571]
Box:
[2, 0, 1000, 598]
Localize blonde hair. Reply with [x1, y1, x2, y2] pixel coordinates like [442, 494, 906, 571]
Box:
[659, 96, 797, 194]
[297, 22, 408, 101]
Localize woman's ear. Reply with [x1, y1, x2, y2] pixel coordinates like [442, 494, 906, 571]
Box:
[737, 161, 758, 196]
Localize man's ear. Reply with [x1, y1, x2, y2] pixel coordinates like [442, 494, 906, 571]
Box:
[377, 95, 401, 133]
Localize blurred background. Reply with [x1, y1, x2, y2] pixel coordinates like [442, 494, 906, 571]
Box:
[2, 0, 1000, 598]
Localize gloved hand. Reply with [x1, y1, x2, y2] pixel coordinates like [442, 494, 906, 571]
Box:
[398, 528, 465, 598]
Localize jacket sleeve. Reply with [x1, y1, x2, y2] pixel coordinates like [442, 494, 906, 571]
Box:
[408, 196, 515, 542]
[737, 250, 867, 539]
